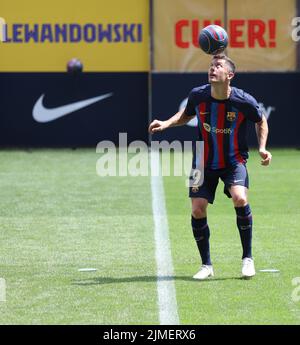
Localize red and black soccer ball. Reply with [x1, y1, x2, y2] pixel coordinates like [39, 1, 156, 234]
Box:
[198, 25, 228, 55]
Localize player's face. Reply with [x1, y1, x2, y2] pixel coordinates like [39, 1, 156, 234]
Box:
[208, 59, 232, 84]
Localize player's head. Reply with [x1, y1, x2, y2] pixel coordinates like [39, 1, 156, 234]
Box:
[208, 54, 235, 84]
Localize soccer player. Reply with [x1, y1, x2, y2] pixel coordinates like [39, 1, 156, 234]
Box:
[148, 54, 272, 279]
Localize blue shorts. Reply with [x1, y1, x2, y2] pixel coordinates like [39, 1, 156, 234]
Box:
[189, 163, 249, 204]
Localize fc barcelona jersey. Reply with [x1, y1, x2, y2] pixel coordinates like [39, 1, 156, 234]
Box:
[184, 84, 263, 169]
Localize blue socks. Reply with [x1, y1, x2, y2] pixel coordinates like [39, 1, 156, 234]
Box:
[191, 205, 252, 264]
[235, 204, 253, 259]
[191, 216, 211, 265]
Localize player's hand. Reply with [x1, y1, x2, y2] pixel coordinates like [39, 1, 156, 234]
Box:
[148, 119, 168, 134]
[259, 149, 272, 166]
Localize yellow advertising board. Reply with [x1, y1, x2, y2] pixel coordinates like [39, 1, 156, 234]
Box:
[153, 0, 224, 72]
[0, 0, 149, 72]
[153, 0, 297, 72]
[227, 0, 296, 71]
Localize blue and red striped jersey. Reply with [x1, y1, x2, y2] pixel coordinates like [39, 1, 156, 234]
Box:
[184, 84, 263, 169]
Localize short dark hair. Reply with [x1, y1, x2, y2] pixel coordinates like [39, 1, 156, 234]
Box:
[212, 54, 236, 74]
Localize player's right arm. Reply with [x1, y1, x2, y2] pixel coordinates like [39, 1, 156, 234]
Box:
[148, 89, 198, 134]
[148, 109, 194, 134]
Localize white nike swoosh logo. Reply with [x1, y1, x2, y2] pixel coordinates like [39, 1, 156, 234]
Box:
[233, 179, 244, 183]
[33, 92, 113, 123]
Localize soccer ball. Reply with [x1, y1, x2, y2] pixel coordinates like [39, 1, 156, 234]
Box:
[67, 58, 83, 73]
[198, 25, 228, 55]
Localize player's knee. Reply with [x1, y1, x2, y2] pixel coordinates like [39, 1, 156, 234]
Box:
[232, 195, 248, 207]
[192, 205, 207, 219]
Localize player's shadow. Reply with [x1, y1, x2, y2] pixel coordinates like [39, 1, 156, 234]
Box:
[72, 275, 244, 286]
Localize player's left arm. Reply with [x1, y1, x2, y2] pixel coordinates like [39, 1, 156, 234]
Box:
[255, 115, 272, 166]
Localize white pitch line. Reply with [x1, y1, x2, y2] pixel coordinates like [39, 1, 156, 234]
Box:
[150, 149, 180, 325]
[0, 278, 6, 302]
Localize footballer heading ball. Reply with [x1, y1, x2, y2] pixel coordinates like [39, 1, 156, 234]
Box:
[198, 25, 228, 55]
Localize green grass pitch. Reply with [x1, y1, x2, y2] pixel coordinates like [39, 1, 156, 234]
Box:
[0, 148, 299, 324]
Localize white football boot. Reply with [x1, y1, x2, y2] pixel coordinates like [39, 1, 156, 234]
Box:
[242, 257, 256, 278]
[193, 265, 214, 280]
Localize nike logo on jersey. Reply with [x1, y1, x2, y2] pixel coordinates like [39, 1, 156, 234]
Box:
[33, 92, 113, 123]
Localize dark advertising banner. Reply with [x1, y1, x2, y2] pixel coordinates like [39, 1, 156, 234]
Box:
[0, 72, 148, 146]
[151, 72, 300, 147]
